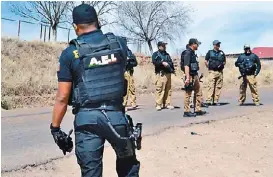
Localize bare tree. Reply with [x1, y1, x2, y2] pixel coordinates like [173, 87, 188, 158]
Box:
[10, 1, 70, 41]
[117, 1, 191, 54]
[69, 1, 117, 27]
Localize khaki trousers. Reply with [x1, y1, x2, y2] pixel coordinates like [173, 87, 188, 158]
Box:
[123, 71, 136, 107]
[155, 72, 172, 107]
[184, 75, 202, 112]
[239, 75, 259, 104]
[206, 70, 223, 103]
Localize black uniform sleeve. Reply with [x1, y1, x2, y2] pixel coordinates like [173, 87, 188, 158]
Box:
[183, 50, 191, 67]
[117, 37, 128, 65]
[254, 54, 261, 76]
[152, 52, 162, 66]
[221, 50, 226, 63]
[57, 47, 74, 82]
[127, 49, 138, 67]
[205, 51, 210, 61]
[235, 55, 241, 67]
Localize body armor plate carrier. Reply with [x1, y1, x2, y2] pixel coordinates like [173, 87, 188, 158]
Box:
[70, 33, 126, 107]
[238, 54, 256, 76]
[181, 49, 199, 76]
[208, 50, 225, 71]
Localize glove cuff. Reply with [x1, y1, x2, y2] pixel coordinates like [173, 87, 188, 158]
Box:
[50, 123, 60, 132]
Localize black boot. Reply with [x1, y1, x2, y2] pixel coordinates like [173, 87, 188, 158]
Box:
[183, 112, 196, 117]
[195, 110, 207, 116]
[201, 102, 209, 108]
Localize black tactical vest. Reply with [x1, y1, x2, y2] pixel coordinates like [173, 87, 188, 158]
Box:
[238, 53, 256, 75]
[208, 50, 225, 71]
[70, 33, 126, 107]
[181, 49, 199, 76]
[157, 51, 175, 73]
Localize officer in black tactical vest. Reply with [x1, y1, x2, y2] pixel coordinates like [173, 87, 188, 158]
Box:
[122, 37, 138, 109]
[181, 38, 207, 117]
[205, 40, 226, 106]
[235, 44, 261, 106]
[50, 4, 140, 177]
[152, 41, 175, 111]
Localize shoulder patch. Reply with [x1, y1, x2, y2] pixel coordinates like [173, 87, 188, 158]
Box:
[73, 50, 79, 59]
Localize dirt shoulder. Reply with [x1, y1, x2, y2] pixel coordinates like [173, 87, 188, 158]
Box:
[2, 110, 273, 177]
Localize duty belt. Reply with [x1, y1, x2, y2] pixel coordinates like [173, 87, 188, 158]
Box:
[79, 102, 123, 111]
[157, 70, 170, 76]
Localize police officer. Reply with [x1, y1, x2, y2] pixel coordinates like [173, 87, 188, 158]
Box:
[235, 44, 261, 106]
[50, 4, 140, 177]
[184, 45, 208, 108]
[152, 41, 175, 111]
[181, 38, 207, 117]
[123, 39, 138, 109]
[205, 40, 226, 106]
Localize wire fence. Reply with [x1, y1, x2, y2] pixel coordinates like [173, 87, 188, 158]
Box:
[1, 17, 76, 43]
[1, 17, 148, 54]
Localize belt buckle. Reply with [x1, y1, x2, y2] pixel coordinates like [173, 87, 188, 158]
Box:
[101, 103, 107, 109]
[160, 71, 164, 77]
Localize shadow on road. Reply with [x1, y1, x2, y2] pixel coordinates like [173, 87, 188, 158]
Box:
[240, 103, 264, 106]
[208, 102, 230, 106]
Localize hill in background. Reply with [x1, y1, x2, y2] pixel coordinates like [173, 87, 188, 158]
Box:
[1, 38, 273, 109]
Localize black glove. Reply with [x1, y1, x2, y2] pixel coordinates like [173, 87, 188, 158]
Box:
[50, 124, 73, 155]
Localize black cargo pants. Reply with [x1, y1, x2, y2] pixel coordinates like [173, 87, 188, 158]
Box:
[74, 109, 140, 177]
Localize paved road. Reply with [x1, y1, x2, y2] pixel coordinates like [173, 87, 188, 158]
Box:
[1, 87, 273, 172]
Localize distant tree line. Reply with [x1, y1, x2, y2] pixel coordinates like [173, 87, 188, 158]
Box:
[10, 1, 192, 54]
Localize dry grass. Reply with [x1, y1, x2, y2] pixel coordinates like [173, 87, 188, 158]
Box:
[1, 37, 66, 109]
[1, 38, 273, 109]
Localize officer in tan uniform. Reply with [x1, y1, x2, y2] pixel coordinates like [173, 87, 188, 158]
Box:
[181, 39, 207, 117]
[205, 40, 226, 106]
[152, 41, 175, 111]
[123, 47, 138, 109]
[235, 44, 261, 106]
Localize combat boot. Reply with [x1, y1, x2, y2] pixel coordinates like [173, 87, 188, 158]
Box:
[166, 105, 175, 110]
[214, 102, 221, 106]
[201, 102, 209, 108]
[238, 102, 244, 106]
[156, 105, 162, 111]
[183, 112, 196, 117]
[195, 110, 207, 116]
[255, 102, 261, 106]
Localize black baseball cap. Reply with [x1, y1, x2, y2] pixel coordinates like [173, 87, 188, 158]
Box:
[189, 38, 201, 45]
[213, 40, 221, 45]
[73, 4, 98, 24]
[157, 41, 167, 47]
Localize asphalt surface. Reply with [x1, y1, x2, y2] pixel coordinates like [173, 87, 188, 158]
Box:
[1, 87, 273, 172]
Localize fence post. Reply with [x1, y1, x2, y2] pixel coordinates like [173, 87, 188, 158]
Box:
[44, 25, 47, 42]
[40, 24, 43, 40]
[48, 26, 51, 41]
[67, 29, 71, 43]
[17, 20, 21, 38]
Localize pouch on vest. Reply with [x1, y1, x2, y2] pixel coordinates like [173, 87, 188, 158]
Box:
[70, 33, 126, 107]
[244, 58, 256, 75]
[190, 62, 199, 75]
[208, 50, 225, 71]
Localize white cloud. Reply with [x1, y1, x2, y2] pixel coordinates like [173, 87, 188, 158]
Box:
[177, 1, 273, 55]
[254, 30, 273, 47]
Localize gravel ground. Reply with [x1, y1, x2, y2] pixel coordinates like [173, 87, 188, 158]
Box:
[2, 110, 273, 177]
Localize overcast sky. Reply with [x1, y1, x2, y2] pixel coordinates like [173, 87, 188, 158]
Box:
[1, 1, 273, 56]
